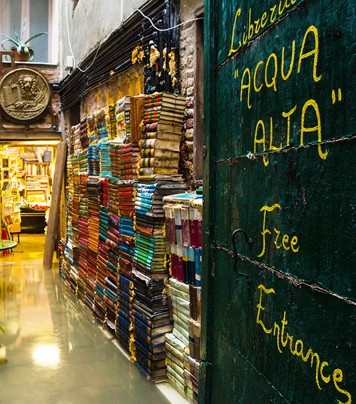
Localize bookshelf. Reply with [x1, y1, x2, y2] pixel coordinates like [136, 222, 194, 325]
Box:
[0, 156, 21, 237]
[24, 162, 50, 204]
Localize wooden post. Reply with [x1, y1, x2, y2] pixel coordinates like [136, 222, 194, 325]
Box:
[43, 141, 67, 269]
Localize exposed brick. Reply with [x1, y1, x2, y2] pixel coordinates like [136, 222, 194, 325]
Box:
[185, 129, 194, 140]
[186, 85, 194, 96]
[186, 96, 194, 108]
[185, 108, 194, 117]
[185, 118, 194, 129]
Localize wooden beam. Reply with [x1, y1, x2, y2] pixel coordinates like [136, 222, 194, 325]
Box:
[43, 141, 67, 269]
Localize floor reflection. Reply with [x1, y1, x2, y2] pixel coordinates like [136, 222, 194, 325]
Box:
[0, 234, 171, 403]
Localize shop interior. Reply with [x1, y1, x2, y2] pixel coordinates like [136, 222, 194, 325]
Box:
[0, 141, 58, 249]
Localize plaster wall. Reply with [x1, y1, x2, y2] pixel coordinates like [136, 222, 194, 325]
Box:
[81, 65, 144, 118]
[59, 0, 146, 79]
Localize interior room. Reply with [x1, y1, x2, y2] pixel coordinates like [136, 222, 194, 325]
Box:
[0, 141, 58, 246]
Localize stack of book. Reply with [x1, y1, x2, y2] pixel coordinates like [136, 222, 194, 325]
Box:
[164, 332, 187, 396]
[105, 175, 120, 331]
[95, 198, 109, 322]
[165, 278, 190, 398]
[116, 96, 131, 142]
[162, 192, 203, 401]
[184, 283, 202, 404]
[100, 177, 109, 207]
[118, 182, 136, 278]
[117, 273, 135, 355]
[86, 175, 100, 310]
[88, 144, 100, 176]
[80, 117, 89, 150]
[95, 240, 109, 323]
[99, 139, 111, 177]
[116, 177, 137, 354]
[110, 142, 121, 179]
[71, 173, 80, 269]
[163, 193, 203, 285]
[87, 114, 97, 145]
[63, 156, 77, 291]
[77, 174, 89, 302]
[79, 149, 88, 173]
[118, 143, 140, 181]
[138, 92, 186, 180]
[107, 103, 117, 140]
[131, 268, 172, 382]
[71, 124, 81, 154]
[95, 109, 108, 140]
[132, 181, 187, 381]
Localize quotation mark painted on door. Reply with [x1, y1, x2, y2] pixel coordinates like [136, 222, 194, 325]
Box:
[331, 88, 342, 104]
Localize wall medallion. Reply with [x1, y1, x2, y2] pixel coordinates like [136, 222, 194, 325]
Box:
[0, 68, 50, 122]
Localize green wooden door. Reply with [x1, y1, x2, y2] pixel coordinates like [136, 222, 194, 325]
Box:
[201, 0, 355, 402]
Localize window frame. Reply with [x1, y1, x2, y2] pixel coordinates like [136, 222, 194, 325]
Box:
[0, 0, 57, 65]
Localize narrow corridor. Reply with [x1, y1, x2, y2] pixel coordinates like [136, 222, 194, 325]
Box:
[0, 234, 185, 403]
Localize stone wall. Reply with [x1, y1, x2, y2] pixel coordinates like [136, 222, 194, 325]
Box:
[179, 0, 204, 183]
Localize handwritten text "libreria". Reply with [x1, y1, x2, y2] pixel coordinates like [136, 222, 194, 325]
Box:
[256, 284, 352, 403]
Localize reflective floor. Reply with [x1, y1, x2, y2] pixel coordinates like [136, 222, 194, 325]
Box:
[0, 234, 186, 404]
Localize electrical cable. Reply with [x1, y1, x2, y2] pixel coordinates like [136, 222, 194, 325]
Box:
[135, 8, 203, 31]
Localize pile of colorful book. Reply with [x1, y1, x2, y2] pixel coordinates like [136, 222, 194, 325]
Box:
[105, 176, 120, 331]
[99, 140, 111, 177]
[62, 155, 76, 291]
[71, 124, 81, 155]
[87, 114, 97, 144]
[86, 175, 100, 310]
[116, 96, 131, 142]
[162, 192, 203, 401]
[163, 193, 203, 286]
[117, 273, 135, 354]
[107, 103, 117, 140]
[110, 142, 121, 179]
[118, 143, 140, 180]
[80, 117, 89, 150]
[77, 173, 89, 302]
[184, 282, 202, 404]
[165, 277, 190, 398]
[88, 144, 100, 176]
[132, 181, 187, 381]
[138, 92, 185, 180]
[95, 109, 108, 140]
[95, 182, 109, 322]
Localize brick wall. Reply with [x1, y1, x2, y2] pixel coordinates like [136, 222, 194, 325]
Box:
[179, 0, 204, 184]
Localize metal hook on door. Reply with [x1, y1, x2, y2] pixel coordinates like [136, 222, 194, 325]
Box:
[231, 229, 253, 282]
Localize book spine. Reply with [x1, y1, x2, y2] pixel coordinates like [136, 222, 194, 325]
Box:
[176, 246, 184, 283]
[174, 206, 182, 246]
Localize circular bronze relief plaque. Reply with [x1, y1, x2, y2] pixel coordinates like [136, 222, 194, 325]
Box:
[0, 68, 50, 122]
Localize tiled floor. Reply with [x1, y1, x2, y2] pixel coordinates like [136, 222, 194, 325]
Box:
[0, 234, 188, 404]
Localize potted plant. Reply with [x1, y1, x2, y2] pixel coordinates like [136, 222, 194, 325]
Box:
[1, 19, 47, 62]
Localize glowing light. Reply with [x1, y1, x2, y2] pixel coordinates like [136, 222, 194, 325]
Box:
[32, 344, 59, 368]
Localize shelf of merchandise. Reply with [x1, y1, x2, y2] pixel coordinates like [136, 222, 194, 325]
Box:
[24, 163, 50, 205]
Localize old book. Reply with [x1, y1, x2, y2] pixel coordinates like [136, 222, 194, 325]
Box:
[139, 158, 179, 168]
[145, 92, 186, 109]
[139, 167, 179, 176]
[133, 316, 173, 337]
[143, 122, 183, 134]
[140, 148, 179, 159]
[141, 131, 182, 141]
[139, 138, 180, 152]
[130, 95, 145, 143]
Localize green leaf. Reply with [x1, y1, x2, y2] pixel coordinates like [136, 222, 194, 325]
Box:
[25, 32, 48, 44]
[1, 34, 18, 46]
